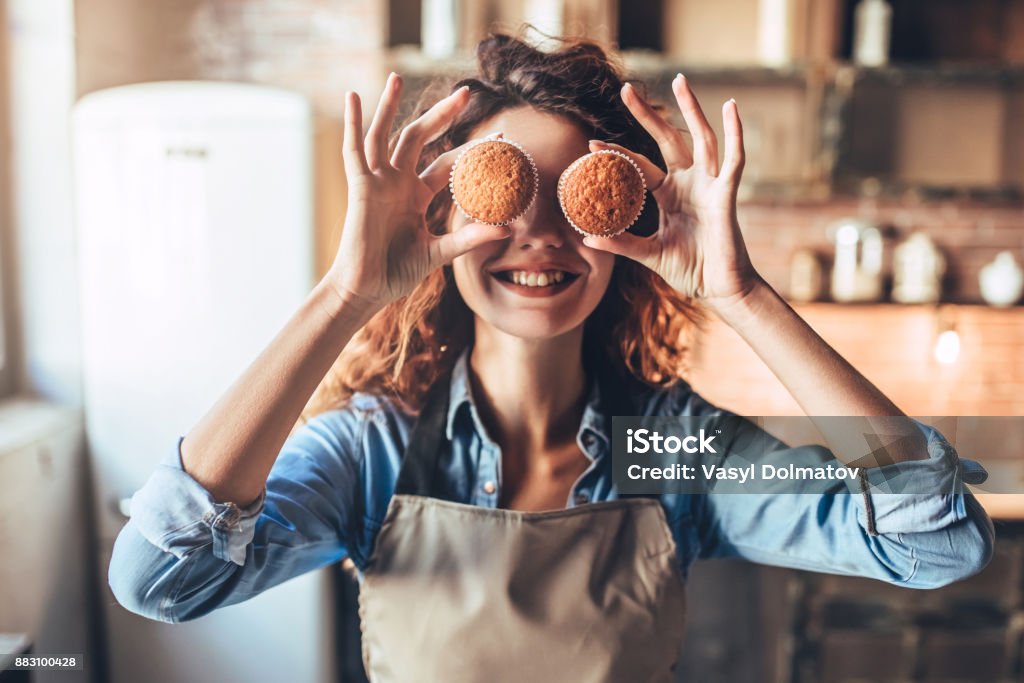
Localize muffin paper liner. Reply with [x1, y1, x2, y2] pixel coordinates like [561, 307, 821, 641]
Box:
[557, 149, 647, 239]
[449, 134, 539, 227]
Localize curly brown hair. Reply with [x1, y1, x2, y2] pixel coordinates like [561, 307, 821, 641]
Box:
[305, 32, 706, 419]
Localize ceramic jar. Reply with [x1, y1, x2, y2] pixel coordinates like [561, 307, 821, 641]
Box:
[979, 251, 1024, 307]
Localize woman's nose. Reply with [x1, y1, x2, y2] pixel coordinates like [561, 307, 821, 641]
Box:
[508, 189, 569, 249]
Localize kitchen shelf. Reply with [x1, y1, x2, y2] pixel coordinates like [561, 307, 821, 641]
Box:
[620, 53, 814, 84]
[835, 62, 1024, 87]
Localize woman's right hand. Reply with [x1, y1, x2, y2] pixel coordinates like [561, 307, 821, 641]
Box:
[325, 73, 511, 311]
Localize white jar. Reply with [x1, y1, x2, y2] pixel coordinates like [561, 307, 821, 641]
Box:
[979, 251, 1024, 307]
[892, 232, 945, 304]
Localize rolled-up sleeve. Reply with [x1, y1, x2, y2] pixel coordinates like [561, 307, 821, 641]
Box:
[692, 421, 995, 589]
[849, 422, 994, 588]
[667, 387, 995, 590]
[857, 422, 989, 535]
[127, 440, 267, 566]
[108, 409, 364, 623]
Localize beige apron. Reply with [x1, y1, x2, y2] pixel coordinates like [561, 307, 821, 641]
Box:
[358, 364, 687, 683]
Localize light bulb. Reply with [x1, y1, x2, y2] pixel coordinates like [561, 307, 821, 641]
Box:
[934, 329, 960, 365]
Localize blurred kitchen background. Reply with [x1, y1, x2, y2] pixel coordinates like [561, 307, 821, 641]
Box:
[2, 1, 1024, 682]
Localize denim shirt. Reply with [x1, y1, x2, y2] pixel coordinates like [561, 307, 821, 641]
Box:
[109, 350, 995, 624]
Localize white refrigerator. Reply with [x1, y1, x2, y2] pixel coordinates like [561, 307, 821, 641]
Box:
[73, 82, 334, 683]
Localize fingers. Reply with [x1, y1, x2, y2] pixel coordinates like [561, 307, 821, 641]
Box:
[342, 91, 370, 178]
[418, 143, 471, 195]
[588, 140, 667, 192]
[430, 222, 511, 266]
[720, 99, 745, 188]
[365, 73, 403, 172]
[671, 74, 719, 175]
[391, 86, 471, 171]
[620, 82, 692, 170]
[582, 232, 660, 271]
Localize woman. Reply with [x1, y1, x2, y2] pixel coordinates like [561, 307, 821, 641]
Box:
[110, 35, 993, 682]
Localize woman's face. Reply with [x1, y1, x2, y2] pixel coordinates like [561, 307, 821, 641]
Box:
[449, 107, 616, 341]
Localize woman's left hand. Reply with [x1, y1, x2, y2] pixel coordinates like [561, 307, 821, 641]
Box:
[583, 75, 764, 315]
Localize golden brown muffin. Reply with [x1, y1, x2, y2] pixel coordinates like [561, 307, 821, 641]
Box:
[558, 150, 646, 237]
[449, 138, 538, 225]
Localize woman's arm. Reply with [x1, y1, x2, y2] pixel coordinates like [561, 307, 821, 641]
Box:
[181, 284, 373, 507]
[692, 419, 995, 588]
[599, 75, 994, 584]
[179, 75, 509, 508]
[703, 276, 902, 418]
[659, 387, 994, 589]
[587, 75, 926, 466]
[707, 279, 930, 466]
[696, 477, 994, 589]
[110, 75, 511, 620]
[111, 411, 364, 622]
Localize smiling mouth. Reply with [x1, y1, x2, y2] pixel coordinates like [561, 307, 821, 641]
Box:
[491, 269, 581, 289]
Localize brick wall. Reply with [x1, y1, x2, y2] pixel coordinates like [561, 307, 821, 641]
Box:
[76, 0, 387, 110]
[686, 301, 1024, 417]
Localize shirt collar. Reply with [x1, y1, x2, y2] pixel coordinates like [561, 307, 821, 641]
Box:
[444, 347, 612, 457]
[578, 376, 610, 456]
[445, 348, 477, 441]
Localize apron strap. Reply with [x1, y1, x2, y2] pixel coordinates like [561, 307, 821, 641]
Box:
[590, 357, 658, 502]
[393, 365, 456, 498]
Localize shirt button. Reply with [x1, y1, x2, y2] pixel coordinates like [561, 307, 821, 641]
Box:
[574, 492, 590, 505]
[482, 481, 497, 495]
[583, 433, 597, 448]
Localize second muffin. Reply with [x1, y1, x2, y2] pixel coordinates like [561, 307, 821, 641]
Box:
[558, 150, 646, 238]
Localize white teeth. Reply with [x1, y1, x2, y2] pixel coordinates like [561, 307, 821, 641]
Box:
[502, 270, 570, 287]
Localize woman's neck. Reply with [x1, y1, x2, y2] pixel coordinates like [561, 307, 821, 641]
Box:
[468, 325, 588, 456]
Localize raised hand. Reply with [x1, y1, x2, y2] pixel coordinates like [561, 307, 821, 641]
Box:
[582, 75, 763, 314]
[325, 74, 511, 310]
